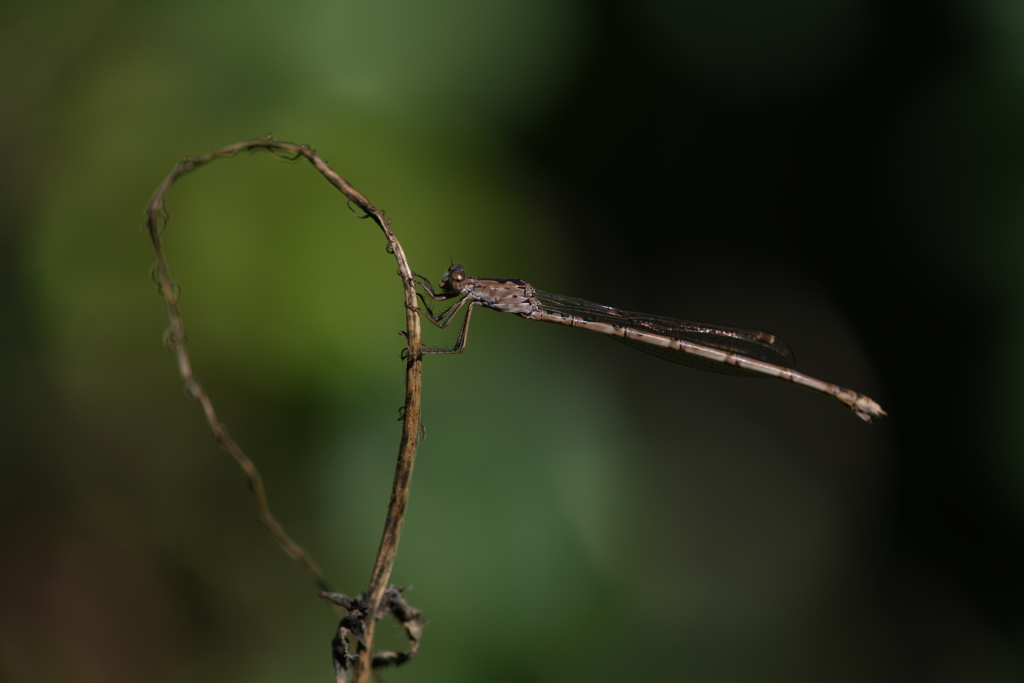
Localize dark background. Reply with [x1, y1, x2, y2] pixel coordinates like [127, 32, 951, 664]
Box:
[2, 1, 1021, 681]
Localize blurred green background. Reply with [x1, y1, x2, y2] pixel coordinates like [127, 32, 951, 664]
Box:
[2, 0, 1023, 681]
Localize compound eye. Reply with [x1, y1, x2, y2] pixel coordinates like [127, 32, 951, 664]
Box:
[440, 264, 468, 293]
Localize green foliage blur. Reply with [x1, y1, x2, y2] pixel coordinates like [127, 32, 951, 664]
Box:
[2, 0, 1022, 682]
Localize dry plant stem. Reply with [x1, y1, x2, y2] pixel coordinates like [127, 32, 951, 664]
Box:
[144, 138, 423, 683]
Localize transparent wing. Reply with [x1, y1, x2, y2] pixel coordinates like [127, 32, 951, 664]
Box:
[533, 289, 796, 376]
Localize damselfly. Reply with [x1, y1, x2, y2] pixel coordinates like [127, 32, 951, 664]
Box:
[414, 265, 885, 421]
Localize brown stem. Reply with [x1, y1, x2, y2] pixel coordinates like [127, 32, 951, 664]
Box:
[143, 137, 424, 681]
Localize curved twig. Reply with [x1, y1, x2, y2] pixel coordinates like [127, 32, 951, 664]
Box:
[144, 137, 424, 682]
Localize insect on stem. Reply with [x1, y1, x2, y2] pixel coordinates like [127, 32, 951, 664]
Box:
[414, 264, 885, 421]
